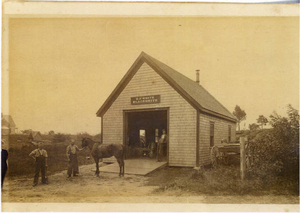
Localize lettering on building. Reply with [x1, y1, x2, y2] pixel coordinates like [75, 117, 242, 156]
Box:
[131, 95, 161, 105]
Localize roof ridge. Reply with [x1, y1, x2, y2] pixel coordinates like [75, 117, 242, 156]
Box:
[2, 115, 16, 126]
[144, 53, 235, 119]
[143, 53, 200, 86]
[97, 52, 236, 121]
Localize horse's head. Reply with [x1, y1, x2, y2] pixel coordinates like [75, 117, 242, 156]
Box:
[81, 138, 88, 148]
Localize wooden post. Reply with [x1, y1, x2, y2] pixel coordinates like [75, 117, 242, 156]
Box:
[240, 137, 246, 181]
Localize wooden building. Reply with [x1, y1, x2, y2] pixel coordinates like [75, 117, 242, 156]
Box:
[97, 52, 236, 167]
[1, 114, 16, 134]
[28, 131, 43, 142]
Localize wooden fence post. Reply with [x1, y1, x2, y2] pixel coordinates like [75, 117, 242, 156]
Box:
[240, 137, 246, 181]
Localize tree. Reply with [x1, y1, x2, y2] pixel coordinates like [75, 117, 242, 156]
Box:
[49, 130, 55, 135]
[257, 115, 268, 129]
[53, 133, 66, 143]
[233, 105, 247, 131]
[76, 132, 93, 141]
[94, 133, 102, 142]
[22, 129, 32, 134]
[249, 123, 260, 131]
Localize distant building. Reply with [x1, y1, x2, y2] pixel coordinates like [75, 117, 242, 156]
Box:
[28, 131, 43, 142]
[49, 130, 55, 135]
[1, 126, 10, 141]
[1, 114, 16, 134]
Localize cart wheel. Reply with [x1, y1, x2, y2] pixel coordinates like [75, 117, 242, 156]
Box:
[220, 152, 229, 165]
[210, 146, 220, 168]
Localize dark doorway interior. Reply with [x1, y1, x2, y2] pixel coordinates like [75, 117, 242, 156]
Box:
[125, 110, 167, 159]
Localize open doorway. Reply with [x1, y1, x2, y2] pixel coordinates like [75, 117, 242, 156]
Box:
[124, 109, 168, 161]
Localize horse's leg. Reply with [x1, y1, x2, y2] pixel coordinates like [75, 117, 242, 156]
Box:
[122, 159, 125, 176]
[117, 158, 121, 177]
[122, 148, 125, 176]
[94, 157, 100, 177]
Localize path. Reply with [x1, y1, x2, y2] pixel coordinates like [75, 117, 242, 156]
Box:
[2, 164, 299, 205]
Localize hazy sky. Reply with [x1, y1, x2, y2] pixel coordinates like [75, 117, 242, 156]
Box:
[6, 17, 299, 134]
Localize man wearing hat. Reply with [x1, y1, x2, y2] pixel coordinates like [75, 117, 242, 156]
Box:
[66, 139, 84, 178]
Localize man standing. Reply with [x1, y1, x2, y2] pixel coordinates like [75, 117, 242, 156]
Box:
[29, 142, 48, 187]
[157, 129, 168, 162]
[1, 139, 8, 188]
[66, 139, 84, 178]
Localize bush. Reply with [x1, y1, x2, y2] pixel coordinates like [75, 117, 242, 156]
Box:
[53, 133, 70, 143]
[247, 105, 299, 192]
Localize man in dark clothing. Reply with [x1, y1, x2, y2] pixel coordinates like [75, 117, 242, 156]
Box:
[1, 139, 8, 188]
[157, 129, 168, 162]
[29, 142, 48, 187]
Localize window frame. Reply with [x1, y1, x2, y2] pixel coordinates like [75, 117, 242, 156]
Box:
[210, 122, 215, 147]
[228, 125, 231, 142]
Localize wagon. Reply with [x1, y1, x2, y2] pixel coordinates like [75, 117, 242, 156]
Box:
[211, 139, 254, 167]
[210, 143, 239, 167]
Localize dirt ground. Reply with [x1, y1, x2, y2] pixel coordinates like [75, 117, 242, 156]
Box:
[2, 163, 299, 204]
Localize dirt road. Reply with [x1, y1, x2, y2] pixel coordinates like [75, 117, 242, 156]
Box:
[2, 164, 299, 204]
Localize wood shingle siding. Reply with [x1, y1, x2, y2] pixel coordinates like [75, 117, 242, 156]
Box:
[98, 52, 236, 167]
[199, 113, 236, 165]
[103, 63, 197, 167]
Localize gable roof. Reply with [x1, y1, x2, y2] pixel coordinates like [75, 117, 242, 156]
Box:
[28, 131, 42, 140]
[2, 115, 16, 127]
[31, 131, 42, 137]
[96, 52, 236, 122]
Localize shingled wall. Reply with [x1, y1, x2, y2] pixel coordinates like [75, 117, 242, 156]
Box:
[102, 63, 197, 167]
[199, 113, 236, 165]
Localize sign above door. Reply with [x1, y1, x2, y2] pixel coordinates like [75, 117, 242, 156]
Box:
[131, 95, 161, 105]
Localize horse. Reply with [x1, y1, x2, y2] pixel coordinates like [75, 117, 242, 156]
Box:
[81, 138, 125, 177]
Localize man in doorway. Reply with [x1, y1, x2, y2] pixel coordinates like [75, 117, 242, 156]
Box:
[29, 142, 48, 187]
[157, 129, 168, 162]
[66, 139, 85, 178]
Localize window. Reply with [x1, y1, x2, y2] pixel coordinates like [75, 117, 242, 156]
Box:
[210, 122, 214, 147]
[228, 125, 231, 142]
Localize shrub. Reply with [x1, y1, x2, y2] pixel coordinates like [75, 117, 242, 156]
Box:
[247, 105, 299, 190]
[53, 133, 70, 143]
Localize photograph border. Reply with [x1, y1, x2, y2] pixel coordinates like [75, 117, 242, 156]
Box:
[1, 1, 299, 212]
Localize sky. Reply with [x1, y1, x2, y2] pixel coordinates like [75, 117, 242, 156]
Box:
[4, 17, 299, 135]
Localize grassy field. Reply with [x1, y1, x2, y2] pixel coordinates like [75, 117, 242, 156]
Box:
[6, 135, 94, 177]
[5, 126, 298, 199]
[147, 152, 298, 197]
[146, 164, 299, 197]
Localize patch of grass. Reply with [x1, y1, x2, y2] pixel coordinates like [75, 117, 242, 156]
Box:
[7, 142, 94, 177]
[147, 165, 299, 196]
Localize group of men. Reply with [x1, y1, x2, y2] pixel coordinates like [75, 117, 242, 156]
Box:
[28, 129, 167, 187]
[28, 139, 84, 187]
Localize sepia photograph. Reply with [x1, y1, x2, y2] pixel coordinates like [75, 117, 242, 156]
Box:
[1, 1, 299, 212]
